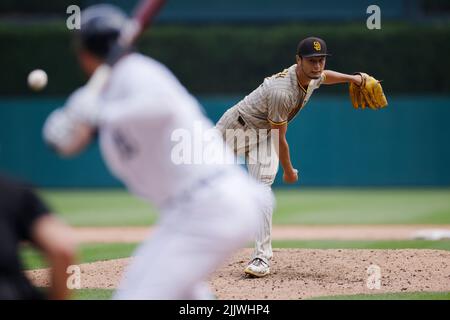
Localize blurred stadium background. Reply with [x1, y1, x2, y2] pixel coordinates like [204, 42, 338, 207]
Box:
[1, 0, 450, 299]
[1, 0, 450, 188]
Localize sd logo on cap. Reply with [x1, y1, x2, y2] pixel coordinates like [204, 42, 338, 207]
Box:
[297, 37, 331, 58]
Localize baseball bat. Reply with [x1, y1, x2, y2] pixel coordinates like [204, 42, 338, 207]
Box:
[86, 0, 167, 93]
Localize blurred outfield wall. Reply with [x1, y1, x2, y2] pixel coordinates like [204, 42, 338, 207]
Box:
[87, 0, 414, 22]
[0, 95, 449, 188]
[2, 23, 449, 96]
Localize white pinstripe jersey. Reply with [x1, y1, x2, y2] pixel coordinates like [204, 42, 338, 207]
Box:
[236, 64, 326, 129]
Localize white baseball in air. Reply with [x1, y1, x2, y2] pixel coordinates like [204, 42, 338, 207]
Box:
[27, 69, 48, 91]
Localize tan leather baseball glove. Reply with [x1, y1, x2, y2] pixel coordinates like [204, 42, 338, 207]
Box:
[349, 72, 388, 109]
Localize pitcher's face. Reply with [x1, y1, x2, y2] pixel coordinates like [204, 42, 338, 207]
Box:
[296, 55, 326, 79]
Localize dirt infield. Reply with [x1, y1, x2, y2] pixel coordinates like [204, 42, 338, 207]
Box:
[28, 248, 450, 299]
[72, 225, 450, 243]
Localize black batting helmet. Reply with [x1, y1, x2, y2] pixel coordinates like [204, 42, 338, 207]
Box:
[76, 4, 129, 58]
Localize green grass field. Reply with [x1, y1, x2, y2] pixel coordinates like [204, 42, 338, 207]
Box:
[39, 188, 450, 226]
[69, 290, 450, 300]
[30, 188, 450, 300]
[39, 190, 157, 226]
[71, 289, 114, 300]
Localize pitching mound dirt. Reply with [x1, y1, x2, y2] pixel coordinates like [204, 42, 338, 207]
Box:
[27, 248, 450, 299]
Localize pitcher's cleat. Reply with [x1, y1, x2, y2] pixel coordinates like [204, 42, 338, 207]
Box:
[244, 258, 270, 277]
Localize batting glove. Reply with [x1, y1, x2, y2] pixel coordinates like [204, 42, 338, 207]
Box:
[43, 108, 79, 152]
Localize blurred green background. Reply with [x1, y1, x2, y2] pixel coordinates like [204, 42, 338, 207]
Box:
[1, 0, 450, 188]
[37, 188, 450, 226]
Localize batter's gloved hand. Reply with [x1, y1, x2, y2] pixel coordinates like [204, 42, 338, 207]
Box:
[43, 86, 99, 155]
[43, 108, 79, 151]
[349, 72, 388, 110]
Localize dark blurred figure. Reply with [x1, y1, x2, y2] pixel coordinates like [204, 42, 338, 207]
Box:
[0, 173, 76, 299]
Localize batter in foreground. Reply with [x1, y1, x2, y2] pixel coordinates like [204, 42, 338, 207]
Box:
[43, 5, 261, 299]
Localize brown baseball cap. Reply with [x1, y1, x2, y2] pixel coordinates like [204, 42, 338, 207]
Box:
[297, 37, 331, 58]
